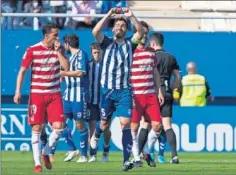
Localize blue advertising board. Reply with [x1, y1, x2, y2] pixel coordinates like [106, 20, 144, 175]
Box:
[1, 104, 236, 152]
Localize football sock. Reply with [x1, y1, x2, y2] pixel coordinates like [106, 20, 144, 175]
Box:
[103, 144, 110, 153]
[143, 129, 160, 155]
[158, 129, 166, 157]
[131, 131, 140, 161]
[95, 122, 103, 138]
[43, 130, 61, 155]
[79, 128, 88, 157]
[32, 131, 41, 166]
[122, 128, 133, 163]
[166, 128, 178, 158]
[40, 131, 47, 147]
[103, 127, 111, 149]
[138, 128, 149, 154]
[62, 126, 77, 151]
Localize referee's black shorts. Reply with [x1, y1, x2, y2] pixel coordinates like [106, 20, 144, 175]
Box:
[160, 88, 174, 118]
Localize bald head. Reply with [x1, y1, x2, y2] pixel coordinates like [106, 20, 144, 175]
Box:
[186, 62, 197, 74]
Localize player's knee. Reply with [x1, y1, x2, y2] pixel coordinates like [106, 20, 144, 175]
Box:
[100, 120, 108, 131]
[52, 121, 64, 130]
[76, 121, 86, 131]
[131, 122, 139, 132]
[151, 122, 161, 132]
[120, 117, 131, 129]
[32, 124, 43, 132]
[162, 117, 172, 131]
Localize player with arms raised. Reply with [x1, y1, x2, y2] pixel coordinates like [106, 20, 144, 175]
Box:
[91, 7, 144, 171]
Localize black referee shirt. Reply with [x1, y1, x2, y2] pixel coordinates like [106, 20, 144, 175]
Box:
[155, 49, 180, 91]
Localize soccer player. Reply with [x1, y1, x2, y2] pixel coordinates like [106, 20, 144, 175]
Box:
[91, 7, 144, 171]
[87, 42, 112, 163]
[13, 23, 69, 173]
[149, 32, 181, 164]
[130, 21, 164, 168]
[59, 33, 90, 163]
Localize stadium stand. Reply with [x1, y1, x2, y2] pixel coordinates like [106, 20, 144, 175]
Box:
[227, 13, 236, 32]
[128, 1, 236, 31]
[200, 12, 230, 32]
[1, 0, 236, 31]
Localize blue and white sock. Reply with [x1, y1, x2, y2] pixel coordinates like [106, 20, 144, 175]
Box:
[158, 130, 166, 157]
[122, 128, 133, 163]
[79, 128, 88, 157]
[62, 126, 77, 151]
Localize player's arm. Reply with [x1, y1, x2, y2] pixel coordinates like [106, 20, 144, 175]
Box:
[154, 68, 164, 106]
[121, 8, 144, 44]
[171, 69, 181, 90]
[60, 70, 84, 77]
[14, 67, 27, 104]
[92, 8, 116, 43]
[54, 39, 69, 71]
[61, 52, 88, 77]
[171, 57, 181, 90]
[14, 48, 32, 104]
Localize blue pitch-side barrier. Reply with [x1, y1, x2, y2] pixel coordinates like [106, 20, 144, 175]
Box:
[1, 104, 236, 152]
[1, 30, 236, 152]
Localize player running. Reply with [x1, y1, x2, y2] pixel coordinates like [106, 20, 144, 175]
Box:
[87, 42, 112, 163]
[13, 23, 69, 173]
[60, 33, 90, 163]
[91, 7, 144, 171]
[130, 21, 164, 168]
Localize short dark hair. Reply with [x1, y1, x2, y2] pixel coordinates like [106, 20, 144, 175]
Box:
[133, 21, 149, 33]
[150, 32, 164, 46]
[90, 42, 101, 51]
[63, 33, 79, 48]
[42, 23, 58, 36]
[114, 17, 129, 29]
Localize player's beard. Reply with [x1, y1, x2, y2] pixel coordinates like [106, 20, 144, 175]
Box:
[115, 30, 125, 39]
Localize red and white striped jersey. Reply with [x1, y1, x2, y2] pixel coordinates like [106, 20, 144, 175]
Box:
[130, 47, 158, 95]
[21, 42, 60, 94]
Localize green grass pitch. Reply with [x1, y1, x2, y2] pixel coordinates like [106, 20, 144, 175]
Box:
[2, 152, 236, 175]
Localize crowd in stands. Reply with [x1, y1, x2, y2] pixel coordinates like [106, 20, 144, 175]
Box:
[1, 0, 127, 30]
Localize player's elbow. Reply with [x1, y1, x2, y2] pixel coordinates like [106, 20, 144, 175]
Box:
[76, 72, 84, 77]
[92, 29, 99, 37]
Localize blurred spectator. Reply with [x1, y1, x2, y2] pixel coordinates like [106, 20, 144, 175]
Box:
[50, 0, 67, 29]
[20, 0, 43, 30]
[177, 62, 211, 107]
[110, 0, 127, 8]
[1, 0, 17, 29]
[70, 0, 97, 29]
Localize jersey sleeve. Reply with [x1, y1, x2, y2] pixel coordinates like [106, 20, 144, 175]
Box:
[100, 35, 113, 50]
[21, 47, 33, 69]
[172, 56, 180, 70]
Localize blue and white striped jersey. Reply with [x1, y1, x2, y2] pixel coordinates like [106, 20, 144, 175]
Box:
[100, 35, 137, 89]
[89, 61, 101, 105]
[64, 50, 89, 102]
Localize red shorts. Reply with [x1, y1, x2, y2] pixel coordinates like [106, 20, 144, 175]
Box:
[131, 93, 161, 123]
[28, 93, 64, 125]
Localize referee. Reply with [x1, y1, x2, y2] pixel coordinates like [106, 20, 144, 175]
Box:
[149, 32, 181, 164]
